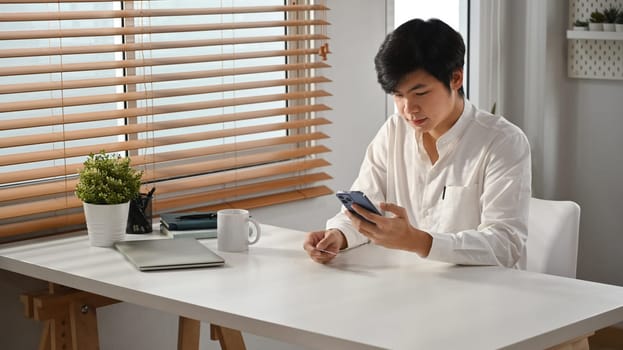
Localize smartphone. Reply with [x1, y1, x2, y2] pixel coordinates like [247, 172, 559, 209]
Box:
[336, 190, 382, 223]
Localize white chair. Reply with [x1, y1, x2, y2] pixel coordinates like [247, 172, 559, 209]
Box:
[518, 198, 581, 278]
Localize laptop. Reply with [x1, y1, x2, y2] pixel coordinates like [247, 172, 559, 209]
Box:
[114, 238, 225, 271]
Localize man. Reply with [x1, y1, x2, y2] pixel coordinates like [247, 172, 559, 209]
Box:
[303, 18, 532, 268]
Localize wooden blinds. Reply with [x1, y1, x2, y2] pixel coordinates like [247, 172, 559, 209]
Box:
[0, 0, 332, 240]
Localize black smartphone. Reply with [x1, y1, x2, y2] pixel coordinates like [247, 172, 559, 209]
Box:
[336, 190, 382, 224]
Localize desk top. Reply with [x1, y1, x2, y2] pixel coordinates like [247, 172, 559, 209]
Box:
[1, 225, 623, 350]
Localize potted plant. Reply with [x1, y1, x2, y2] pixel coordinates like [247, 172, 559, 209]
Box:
[76, 151, 143, 247]
[616, 11, 623, 32]
[573, 19, 589, 31]
[603, 6, 619, 31]
[589, 11, 606, 31]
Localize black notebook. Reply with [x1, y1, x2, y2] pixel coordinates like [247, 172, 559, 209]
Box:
[159, 212, 217, 230]
[114, 238, 225, 271]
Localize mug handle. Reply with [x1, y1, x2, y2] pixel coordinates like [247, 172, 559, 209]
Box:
[247, 218, 261, 245]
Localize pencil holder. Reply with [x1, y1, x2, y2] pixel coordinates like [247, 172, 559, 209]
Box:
[126, 190, 154, 234]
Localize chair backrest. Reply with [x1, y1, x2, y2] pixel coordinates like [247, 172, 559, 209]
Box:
[518, 198, 581, 278]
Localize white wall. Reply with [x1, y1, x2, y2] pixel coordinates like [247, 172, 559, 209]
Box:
[0, 1, 389, 349]
[498, 0, 623, 287]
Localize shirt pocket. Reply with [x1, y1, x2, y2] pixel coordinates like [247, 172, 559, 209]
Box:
[439, 184, 481, 232]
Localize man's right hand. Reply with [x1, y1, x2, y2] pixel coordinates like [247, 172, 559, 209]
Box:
[303, 229, 346, 264]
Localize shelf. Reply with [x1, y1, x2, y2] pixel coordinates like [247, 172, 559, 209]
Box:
[566, 30, 623, 40]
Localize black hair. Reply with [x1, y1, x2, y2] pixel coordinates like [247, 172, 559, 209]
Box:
[374, 18, 465, 96]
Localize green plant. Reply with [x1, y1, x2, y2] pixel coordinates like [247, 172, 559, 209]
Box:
[603, 6, 619, 23]
[616, 11, 623, 24]
[590, 11, 606, 23]
[573, 19, 588, 27]
[75, 151, 143, 205]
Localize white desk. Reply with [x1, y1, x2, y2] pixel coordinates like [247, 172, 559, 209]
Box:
[1, 224, 623, 350]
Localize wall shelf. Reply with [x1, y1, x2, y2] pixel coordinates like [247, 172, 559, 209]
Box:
[567, 30, 623, 40]
[567, 0, 623, 80]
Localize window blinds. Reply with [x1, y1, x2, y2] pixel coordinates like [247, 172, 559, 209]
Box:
[0, 0, 332, 240]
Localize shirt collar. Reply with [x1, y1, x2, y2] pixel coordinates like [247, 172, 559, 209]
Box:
[436, 98, 473, 148]
[413, 98, 473, 147]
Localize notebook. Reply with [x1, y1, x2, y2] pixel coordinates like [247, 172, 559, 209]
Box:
[114, 238, 225, 271]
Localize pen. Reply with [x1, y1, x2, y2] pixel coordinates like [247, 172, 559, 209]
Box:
[143, 187, 156, 208]
[442, 186, 446, 200]
[314, 247, 337, 256]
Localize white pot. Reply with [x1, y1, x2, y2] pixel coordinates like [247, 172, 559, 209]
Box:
[603, 23, 615, 32]
[573, 26, 588, 31]
[588, 23, 603, 31]
[83, 201, 130, 247]
[616, 24, 623, 32]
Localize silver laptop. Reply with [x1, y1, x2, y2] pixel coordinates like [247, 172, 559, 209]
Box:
[114, 238, 225, 271]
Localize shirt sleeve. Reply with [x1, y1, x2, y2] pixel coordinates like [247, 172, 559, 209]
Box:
[426, 131, 532, 268]
[325, 118, 390, 249]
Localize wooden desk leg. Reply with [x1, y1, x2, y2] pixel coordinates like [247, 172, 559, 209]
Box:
[178, 316, 200, 350]
[210, 324, 246, 350]
[69, 301, 100, 350]
[21, 283, 119, 350]
[49, 309, 71, 350]
[546, 333, 592, 350]
[36, 320, 52, 350]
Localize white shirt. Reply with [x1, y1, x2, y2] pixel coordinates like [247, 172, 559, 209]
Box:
[326, 100, 532, 267]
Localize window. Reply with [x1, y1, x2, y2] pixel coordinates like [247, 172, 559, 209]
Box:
[0, 0, 331, 241]
[392, 0, 470, 97]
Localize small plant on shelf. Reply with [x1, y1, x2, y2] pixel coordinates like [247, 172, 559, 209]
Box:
[603, 6, 619, 23]
[590, 11, 606, 23]
[573, 19, 589, 30]
[603, 6, 619, 31]
[589, 11, 606, 31]
[616, 11, 623, 32]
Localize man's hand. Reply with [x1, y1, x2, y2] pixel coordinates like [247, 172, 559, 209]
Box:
[303, 229, 346, 264]
[347, 202, 432, 257]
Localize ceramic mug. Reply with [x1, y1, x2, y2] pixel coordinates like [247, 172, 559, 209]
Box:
[217, 209, 261, 252]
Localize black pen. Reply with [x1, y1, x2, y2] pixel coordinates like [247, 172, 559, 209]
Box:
[142, 187, 156, 208]
[146, 187, 156, 198]
[442, 186, 446, 200]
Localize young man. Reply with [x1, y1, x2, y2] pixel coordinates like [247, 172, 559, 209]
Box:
[303, 18, 532, 267]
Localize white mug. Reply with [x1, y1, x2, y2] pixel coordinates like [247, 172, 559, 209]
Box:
[217, 209, 261, 252]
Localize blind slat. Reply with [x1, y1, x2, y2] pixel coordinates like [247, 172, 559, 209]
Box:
[1, 34, 329, 59]
[1, 5, 329, 21]
[0, 117, 330, 166]
[139, 145, 330, 185]
[159, 172, 331, 211]
[2, 104, 331, 148]
[1, 160, 331, 220]
[0, 76, 330, 113]
[0, 106, 330, 183]
[156, 159, 330, 196]
[0, 19, 329, 40]
[0, 48, 321, 77]
[0, 132, 329, 199]
[1, 62, 330, 94]
[0, 92, 331, 131]
[192, 185, 333, 214]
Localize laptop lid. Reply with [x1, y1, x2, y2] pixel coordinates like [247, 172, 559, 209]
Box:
[114, 238, 225, 271]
